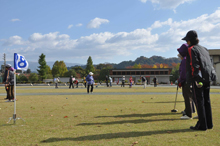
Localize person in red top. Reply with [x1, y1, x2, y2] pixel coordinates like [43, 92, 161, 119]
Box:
[74, 79, 79, 88]
[129, 76, 133, 88]
[183, 30, 216, 131]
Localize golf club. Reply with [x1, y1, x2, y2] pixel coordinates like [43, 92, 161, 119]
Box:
[171, 85, 178, 112]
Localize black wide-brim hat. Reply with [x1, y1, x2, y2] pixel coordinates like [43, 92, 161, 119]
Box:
[182, 30, 198, 41]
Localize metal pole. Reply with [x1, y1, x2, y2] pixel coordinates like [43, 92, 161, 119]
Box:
[13, 69, 16, 124]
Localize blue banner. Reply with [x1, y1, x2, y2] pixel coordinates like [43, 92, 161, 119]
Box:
[14, 53, 29, 71]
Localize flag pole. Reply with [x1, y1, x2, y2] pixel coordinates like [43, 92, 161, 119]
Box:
[13, 69, 17, 124]
[7, 53, 25, 124]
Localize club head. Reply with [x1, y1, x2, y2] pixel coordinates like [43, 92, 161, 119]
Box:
[171, 109, 178, 112]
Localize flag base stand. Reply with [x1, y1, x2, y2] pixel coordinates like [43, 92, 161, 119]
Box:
[7, 114, 25, 124]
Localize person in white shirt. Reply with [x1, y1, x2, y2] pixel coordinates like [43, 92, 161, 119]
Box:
[109, 77, 112, 87]
[55, 77, 60, 88]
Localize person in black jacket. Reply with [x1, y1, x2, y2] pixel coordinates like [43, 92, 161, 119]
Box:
[69, 76, 74, 89]
[105, 75, 109, 87]
[153, 76, 157, 87]
[3, 64, 14, 102]
[121, 76, 125, 87]
[182, 30, 217, 131]
[141, 76, 147, 88]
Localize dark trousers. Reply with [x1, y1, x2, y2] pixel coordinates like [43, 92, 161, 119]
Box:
[7, 85, 14, 100]
[106, 82, 109, 87]
[182, 83, 193, 117]
[130, 82, 132, 87]
[84, 83, 86, 88]
[154, 82, 157, 87]
[192, 81, 213, 130]
[87, 84, 93, 93]
[121, 81, 125, 87]
[75, 82, 78, 88]
[69, 83, 74, 88]
[5, 86, 8, 99]
[192, 100, 196, 113]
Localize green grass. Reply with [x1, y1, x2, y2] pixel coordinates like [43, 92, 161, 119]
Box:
[0, 86, 220, 146]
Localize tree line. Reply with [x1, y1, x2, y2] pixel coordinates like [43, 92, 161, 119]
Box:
[15, 54, 111, 83]
[3, 53, 180, 83]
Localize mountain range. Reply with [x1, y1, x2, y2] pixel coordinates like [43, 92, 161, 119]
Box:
[113, 56, 180, 68]
[72, 56, 181, 69]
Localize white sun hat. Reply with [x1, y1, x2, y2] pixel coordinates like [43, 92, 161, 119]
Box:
[89, 72, 93, 75]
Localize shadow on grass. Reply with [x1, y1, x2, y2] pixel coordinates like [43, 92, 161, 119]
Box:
[152, 101, 184, 104]
[0, 123, 14, 127]
[76, 118, 181, 126]
[95, 112, 180, 118]
[41, 129, 193, 143]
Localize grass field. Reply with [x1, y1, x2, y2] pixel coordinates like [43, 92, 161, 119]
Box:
[0, 86, 220, 146]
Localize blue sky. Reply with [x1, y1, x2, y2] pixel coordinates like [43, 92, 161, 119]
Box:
[1, 0, 220, 65]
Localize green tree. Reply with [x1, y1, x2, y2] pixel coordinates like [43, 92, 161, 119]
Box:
[45, 65, 52, 74]
[96, 64, 106, 70]
[45, 74, 53, 79]
[96, 64, 113, 70]
[29, 73, 39, 83]
[98, 64, 113, 81]
[17, 74, 28, 83]
[45, 65, 53, 79]
[99, 68, 110, 81]
[133, 63, 141, 69]
[71, 66, 86, 77]
[133, 63, 138, 68]
[170, 63, 180, 82]
[85, 56, 95, 74]
[37, 53, 47, 81]
[52, 61, 68, 77]
[64, 69, 77, 77]
[26, 69, 31, 73]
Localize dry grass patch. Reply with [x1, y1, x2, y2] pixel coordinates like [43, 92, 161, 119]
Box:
[0, 86, 220, 146]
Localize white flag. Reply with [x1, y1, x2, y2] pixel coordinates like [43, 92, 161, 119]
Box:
[14, 53, 29, 71]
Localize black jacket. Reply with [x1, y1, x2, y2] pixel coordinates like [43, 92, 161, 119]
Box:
[186, 44, 216, 84]
[141, 77, 146, 82]
[105, 76, 109, 82]
[3, 70, 14, 85]
[69, 77, 73, 83]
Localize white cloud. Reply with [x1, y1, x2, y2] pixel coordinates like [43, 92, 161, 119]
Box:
[68, 24, 73, 29]
[2, 8, 220, 62]
[140, 0, 147, 3]
[11, 19, 21, 22]
[151, 18, 173, 29]
[76, 23, 83, 27]
[87, 17, 109, 28]
[139, 0, 195, 10]
[2, 36, 24, 46]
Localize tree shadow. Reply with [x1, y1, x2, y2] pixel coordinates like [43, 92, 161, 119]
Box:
[41, 128, 194, 143]
[152, 101, 184, 104]
[95, 112, 181, 118]
[0, 123, 14, 127]
[76, 118, 181, 126]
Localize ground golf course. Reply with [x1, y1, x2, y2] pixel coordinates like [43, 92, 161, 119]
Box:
[0, 85, 220, 146]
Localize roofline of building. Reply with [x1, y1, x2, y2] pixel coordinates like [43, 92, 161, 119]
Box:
[208, 49, 220, 55]
[214, 62, 220, 65]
